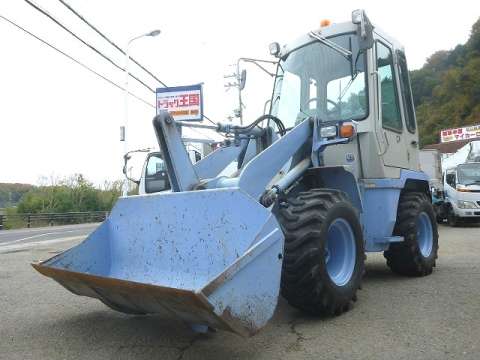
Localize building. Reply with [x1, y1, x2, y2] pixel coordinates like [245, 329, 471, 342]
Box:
[423, 139, 472, 155]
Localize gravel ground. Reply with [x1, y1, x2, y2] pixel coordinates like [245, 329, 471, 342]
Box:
[0, 223, 479, 360]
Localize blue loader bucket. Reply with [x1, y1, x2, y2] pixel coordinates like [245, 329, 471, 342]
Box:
[32, 188, 284, 336]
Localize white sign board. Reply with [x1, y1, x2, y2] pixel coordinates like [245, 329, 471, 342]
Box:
[156, 84, 203, 121]
[440, 124, 480, 143]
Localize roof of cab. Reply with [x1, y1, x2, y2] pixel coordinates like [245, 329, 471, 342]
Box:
[280, 19, 405, 58]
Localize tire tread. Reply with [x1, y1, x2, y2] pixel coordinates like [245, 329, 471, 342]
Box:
[277, 188, 364, 316]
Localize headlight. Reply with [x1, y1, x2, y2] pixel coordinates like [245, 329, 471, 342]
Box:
[457, 200, 478, 209]
[320, 125, 337, 138]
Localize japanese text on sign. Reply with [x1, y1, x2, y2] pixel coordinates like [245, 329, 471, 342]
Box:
[156, 84, 203, 121]
[440, 124, 480, 143]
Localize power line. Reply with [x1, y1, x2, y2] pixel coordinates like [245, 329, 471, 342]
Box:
[24, 0, 155, 94]
[57, 0, 167, 88]
[1, 14, 219, 140]
[1, 16, 218, 143]
[0, 14, 154, 109]
[55, 0, 217, 126]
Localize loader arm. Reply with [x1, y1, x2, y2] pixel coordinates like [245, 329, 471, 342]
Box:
[153, 111, 249, 191]
[154, 110, 314, 200]
[153, 111, 199, 192]
[233, 119, 312, 199]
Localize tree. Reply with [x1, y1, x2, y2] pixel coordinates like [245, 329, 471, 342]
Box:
[411, 17, 480, 146]
[14, 174, 121, 214]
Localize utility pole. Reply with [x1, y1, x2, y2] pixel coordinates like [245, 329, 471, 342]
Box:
[224, 58, 276, 125]
[224, 70, 244, 124]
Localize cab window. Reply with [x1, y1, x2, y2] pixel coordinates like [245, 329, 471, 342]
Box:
[397, 50, 416, 133]
[145, 154, 170, 193]
[146, 155, 166, 176]
[445, 171, 456, 188]
[376, 41, 402, 131]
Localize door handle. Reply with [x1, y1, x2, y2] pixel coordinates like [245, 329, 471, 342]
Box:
[410, 140, 418, 147]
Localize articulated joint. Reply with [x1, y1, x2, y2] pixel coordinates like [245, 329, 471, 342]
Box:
[260, 185, 283, 208]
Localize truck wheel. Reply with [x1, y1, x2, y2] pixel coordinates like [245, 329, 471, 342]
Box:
[384, 192, 438, 276]
[447, 208, 459, 227]
[276, 188, 365, 316]
[433, 204, 444, 224]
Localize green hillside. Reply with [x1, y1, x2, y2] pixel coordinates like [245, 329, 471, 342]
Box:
[411, 17, 480, 146]
[0, 183, 35, 208]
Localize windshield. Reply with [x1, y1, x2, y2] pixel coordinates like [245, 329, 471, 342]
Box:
[271, 33, 367, 129]
[457, 163, 480, 185]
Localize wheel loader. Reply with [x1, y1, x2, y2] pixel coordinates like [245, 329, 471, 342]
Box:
[33, 10, 439, 336]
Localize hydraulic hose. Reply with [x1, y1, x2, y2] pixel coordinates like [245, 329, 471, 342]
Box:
[217, 114, 286, 136]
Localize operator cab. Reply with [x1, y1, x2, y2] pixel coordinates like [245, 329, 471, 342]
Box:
[268, 11, 420, 179]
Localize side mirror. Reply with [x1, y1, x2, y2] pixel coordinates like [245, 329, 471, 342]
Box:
[123, 148, 152, 185]
[239, 69, 247, 91]
[352, 9, 374, 51]
[123, 154, 140, 185]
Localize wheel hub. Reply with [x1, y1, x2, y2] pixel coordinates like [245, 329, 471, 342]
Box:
[325, 218, 356, 286]
[417, 212, 433, 257]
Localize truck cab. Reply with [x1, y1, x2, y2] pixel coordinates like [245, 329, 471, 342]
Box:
[443, 162, 480, 225]
[138, 152, 170, 195]
[138, 145, 204, 195]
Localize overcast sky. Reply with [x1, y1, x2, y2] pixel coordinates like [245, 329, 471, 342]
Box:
[1, 0, 479, 185]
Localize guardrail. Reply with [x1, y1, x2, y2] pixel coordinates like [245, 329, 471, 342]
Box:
[0, 211, 108, 230]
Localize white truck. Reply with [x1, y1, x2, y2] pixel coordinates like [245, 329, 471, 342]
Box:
[137, 141, 214, 195]
[438, 140, 480, 226]
[122, 140, 214, 195]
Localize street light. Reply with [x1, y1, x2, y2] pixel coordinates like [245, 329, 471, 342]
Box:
[122, 29, 161, 197]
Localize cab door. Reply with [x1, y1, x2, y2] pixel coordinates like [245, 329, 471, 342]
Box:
[374, 39, 409, 169]
[396, 49, 420, 170]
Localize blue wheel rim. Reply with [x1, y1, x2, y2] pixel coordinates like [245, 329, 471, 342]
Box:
[325, 218, 356, 286]
[417, 212, 433, 257]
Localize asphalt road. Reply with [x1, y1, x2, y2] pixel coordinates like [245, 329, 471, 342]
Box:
[0, 223, 99, 253]
[0, 223, 479, 359]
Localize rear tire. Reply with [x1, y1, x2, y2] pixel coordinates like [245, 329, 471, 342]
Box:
[277, 188, 364, 316]
[384, 192, 439, 276]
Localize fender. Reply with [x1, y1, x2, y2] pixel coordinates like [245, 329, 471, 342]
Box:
[301, 166, 363, 211]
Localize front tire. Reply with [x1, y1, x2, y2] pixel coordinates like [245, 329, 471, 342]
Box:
[384, 192, 439, 276]
[277, 189, 365, 316]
